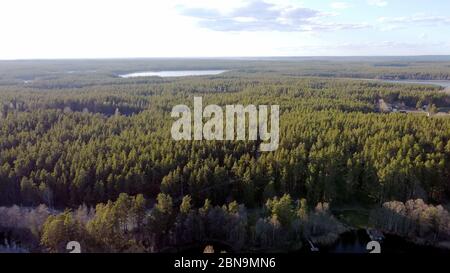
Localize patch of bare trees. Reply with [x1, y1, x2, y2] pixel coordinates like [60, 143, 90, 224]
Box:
[370, 199, 450, 243]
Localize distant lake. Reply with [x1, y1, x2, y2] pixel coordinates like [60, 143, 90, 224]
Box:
[119, 70, 228, 78]
[379, 79, 450, 88]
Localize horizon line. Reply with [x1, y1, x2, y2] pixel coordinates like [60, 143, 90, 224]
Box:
[1, 55, 450, 62]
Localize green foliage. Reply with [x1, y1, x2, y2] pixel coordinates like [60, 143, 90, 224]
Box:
[2, 59, 450, 252]
[266, 194, 295, 227]
[2, 70, 450, 208]
[86, 193, 145, 252]
[180, 195, 192, 214]
[41, 210, 85, 253]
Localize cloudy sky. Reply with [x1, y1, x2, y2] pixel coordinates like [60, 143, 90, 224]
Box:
[1, 0, 450, 59]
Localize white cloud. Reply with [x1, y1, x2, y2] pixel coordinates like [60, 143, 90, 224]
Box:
[233, 16, 258, 23]
[367, 0, 388, 7]
[179, 0, 369, 32]
[377, 14, 450, 32]
[379, 14, 450, 25]
[0, 0, 448, 59]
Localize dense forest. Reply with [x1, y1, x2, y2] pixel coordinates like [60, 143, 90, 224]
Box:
[1, 58, 450, 252]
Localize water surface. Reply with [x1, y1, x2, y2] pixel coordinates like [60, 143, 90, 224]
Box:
[381, 80, 450, 88]
[120, 70, 227, 78]
[326, 229, 450, 254]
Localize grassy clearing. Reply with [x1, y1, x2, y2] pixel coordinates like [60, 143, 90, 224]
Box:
[332, 207, 371, 229]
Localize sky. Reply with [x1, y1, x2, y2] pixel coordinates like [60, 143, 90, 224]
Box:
[1, 0, 450, 59]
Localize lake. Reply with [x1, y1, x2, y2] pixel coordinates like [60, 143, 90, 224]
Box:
[324, 229, 450, 254]
[343, 78, 450, 88]
[119, 70, 228, 78]
[382, 80, 450, 88]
